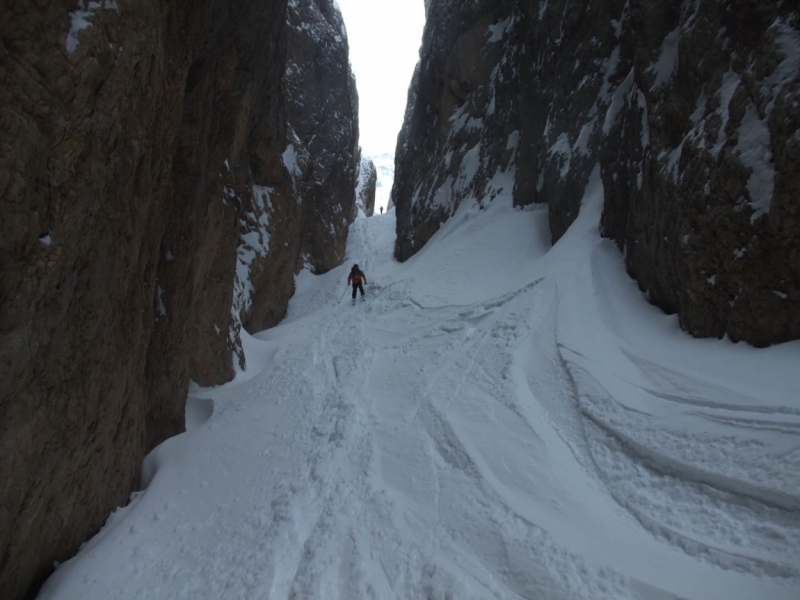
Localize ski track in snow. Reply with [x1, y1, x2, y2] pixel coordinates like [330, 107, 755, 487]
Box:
[40, 185, 800, 599]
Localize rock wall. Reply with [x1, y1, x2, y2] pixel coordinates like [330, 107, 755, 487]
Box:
[392, 0, 521, 259]
[0, 0, 357, 598]
[239, 0, 358, 334]
[393, 0, 799, 346]
[286, 0, 358, 276]
[1, 3, 194, 597]
[356, 155, 378, 216]
[145, 0, 291, 453]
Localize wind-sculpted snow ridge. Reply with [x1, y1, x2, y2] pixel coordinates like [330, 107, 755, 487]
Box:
[39, 180, 799, 599]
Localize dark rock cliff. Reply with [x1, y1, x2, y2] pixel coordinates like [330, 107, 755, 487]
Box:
[356, 155, 378, 216]
[0, 0, 357, 598]
[393, 0, 799, 346]
[392, 0, 523, 259]
[240, 0, 358, 334]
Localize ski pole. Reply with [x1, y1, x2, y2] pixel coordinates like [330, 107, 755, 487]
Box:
[338, 284, 349, 303]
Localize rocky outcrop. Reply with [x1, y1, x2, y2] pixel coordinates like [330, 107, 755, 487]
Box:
[393, 0, 799, 346]
[392, 0, 522, 259]
[240, 0, 358, 334]
[0, 0, 357, 598]
[356, 155, 378, 216]
[144, 0, 292, 453]
[284, 0, 358, 275]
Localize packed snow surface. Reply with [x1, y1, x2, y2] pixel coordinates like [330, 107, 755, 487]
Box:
[41, 173, 800, 599]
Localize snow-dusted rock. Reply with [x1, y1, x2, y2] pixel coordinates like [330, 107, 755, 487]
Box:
[392, 0, 521, 260]
[241, 0, 358, 333]
[356, 154, 378, 216]
[393, 0, 799, 346]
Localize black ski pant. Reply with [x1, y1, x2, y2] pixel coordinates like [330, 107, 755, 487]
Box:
[352, 281, 364, 299]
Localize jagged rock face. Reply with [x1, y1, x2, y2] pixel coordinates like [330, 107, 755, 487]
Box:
[594, 1, 800, 346]
[286, 0, 358, 271]
[393, 0, 799, 346]
[356, 155, 378, 216]
[146, 0, 291, 451]
[0, 0, 357, 597]
[241, 0, 358, 334]
[392, 0, 521, 260]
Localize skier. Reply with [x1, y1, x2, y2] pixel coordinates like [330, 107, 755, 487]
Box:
[380, 206, 384, 214]
[348, 264, 367, 304]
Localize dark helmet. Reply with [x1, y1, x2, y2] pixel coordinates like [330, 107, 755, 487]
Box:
[352, 264, 359, 269]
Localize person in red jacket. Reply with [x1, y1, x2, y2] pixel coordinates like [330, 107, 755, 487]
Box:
[348, 264, 367, 303]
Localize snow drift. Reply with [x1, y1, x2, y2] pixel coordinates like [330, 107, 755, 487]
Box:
[39, 177, 800, 600]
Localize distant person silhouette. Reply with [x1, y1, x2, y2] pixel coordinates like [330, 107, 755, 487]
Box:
[380, 206, 384, 214]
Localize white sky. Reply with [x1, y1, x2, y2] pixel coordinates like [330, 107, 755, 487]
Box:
[336, 0, 426, 157]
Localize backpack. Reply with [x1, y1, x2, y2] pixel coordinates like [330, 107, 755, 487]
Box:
[350, 267, 364, 283]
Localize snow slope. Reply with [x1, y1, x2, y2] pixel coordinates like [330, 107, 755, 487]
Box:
[40, 171, 800, 599]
